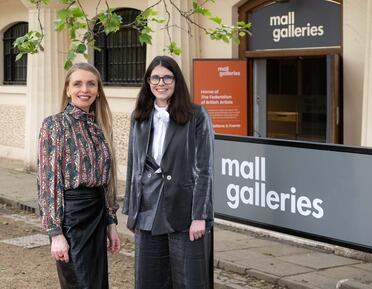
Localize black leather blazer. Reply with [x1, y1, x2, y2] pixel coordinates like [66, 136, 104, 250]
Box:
[123, 104, 214, 231]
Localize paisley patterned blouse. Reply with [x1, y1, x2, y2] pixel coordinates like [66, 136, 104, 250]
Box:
[37, 103, 118, 236]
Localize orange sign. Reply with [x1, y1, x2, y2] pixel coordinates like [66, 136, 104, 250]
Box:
[193, 59, 247, 136]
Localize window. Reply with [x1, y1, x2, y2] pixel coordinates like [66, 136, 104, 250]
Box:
[94, 8, 146, 86]
[3, 22, 28, 85]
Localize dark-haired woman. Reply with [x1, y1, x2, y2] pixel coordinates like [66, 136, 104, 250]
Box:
[123, 55, 214, 289]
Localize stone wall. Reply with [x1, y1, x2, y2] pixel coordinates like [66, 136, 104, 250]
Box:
[0, 105, 25, 148]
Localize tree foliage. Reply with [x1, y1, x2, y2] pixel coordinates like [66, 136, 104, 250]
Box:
[15, 0, 251, 69]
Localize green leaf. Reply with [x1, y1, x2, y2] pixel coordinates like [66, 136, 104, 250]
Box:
[64, 60, 73, 70]
[239, 31, 246, 37]
[98, 10, 122, 34]
[15, 53, 24, 61]
[67, 50, 75, 61]
[152, 18, 166, 24]
[141, 8, 157, 19]
[55, 20, 65, 32]
[210, 16, 222, 25]
[192, 1, 198, 10]
[168, 41, 182, 56]
[195, 7, 212, 16]
[71, 7, 84, 18]
[57, 9, 71, 21]
[76, 43, 86, 54]
[139, 33, 152, 45]
[69, 28, 76, 39]
[141, 26, 153, 34]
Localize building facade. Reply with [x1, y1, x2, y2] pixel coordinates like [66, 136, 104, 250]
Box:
[1, 0, 372, 179]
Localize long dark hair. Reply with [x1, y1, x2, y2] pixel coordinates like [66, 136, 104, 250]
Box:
[134, 55, 193, 124]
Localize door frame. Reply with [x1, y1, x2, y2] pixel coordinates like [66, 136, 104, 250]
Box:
[239, 0, 343, 143]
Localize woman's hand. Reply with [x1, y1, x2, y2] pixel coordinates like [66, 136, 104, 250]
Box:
[51, 234, 70, 262]
[189, 220, 206, 241]
[107, 224, 121, 254]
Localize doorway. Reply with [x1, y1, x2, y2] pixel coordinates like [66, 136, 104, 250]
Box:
[253, 56, 340, 143]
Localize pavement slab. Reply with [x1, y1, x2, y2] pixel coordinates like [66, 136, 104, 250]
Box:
[215, 236, 280, 252]
[0, 233, 49, 248]
[279, 272, 341, 289]
[214, 228, 253, 241]
[249, 243, 312, 257]
[351, 263, 372, 273]
[278, 252, 361, 270]
[317, 266, 372, 284]
[214, 239, 260, 252]
[338, 279, 372, 289]
[215, 249, 270, 263]
[234, 256, 313, 277]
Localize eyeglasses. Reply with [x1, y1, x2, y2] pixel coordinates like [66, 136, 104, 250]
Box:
[148, 75, 175, 85]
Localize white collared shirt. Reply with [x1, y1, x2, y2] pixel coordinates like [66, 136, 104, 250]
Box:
[152, 102, 169, 166]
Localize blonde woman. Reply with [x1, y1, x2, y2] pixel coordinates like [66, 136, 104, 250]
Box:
[38, 62, 120, 289]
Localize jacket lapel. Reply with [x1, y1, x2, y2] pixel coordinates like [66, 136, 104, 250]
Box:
[137, 111, 153, 166]
[161, 118, 177, 157]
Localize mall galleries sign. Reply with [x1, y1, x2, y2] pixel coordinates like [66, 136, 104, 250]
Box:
[214, 136, 372, 252]
[248, 0, 341, 50]
[193, 59, 247, 136]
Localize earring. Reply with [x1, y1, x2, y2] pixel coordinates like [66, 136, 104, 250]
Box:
[67, 93, 71, 98]
[97, 94, 100, 98]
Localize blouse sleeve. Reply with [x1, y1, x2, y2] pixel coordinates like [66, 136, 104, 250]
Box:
[106, 189, 119, 225]
[37, 116, 64, 237]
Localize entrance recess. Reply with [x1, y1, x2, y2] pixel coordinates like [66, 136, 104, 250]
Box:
[254, 55, 340, 143]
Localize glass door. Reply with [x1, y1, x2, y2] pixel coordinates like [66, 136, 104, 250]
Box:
[253, 55, 340, 143]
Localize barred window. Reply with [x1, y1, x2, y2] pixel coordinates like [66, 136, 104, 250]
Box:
[3, 22, 28, 85]
[94, 8, 146, 86]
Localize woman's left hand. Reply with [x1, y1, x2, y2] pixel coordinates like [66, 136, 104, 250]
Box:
[107, 224, 121, 254]
[189, 220, 206, 241]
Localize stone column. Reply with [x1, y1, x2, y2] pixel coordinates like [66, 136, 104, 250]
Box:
[21, 0, 69, 170]
[146, 0, 199, 88]
[361, 0, 372, 146]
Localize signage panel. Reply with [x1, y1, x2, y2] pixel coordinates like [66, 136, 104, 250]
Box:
[248, 0, 341, 50]
[214, 136, 372, 251]
[193, 59, 247, 136]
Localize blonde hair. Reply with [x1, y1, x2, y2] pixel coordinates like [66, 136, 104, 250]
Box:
[61, 62, 118, 210]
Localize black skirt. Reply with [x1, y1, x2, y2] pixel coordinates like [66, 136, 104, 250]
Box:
[56, 186, 108, 289]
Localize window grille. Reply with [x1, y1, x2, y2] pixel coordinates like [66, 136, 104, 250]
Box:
[3, 22, 28, 85]
[94, 8, 146, 86]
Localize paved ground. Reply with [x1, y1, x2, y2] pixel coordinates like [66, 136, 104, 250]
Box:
[1, 157, 372, 289]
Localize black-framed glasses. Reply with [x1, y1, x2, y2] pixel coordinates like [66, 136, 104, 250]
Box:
[148, 75, 175, 85]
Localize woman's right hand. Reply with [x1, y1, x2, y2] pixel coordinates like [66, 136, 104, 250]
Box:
[51, 234, 70, 263]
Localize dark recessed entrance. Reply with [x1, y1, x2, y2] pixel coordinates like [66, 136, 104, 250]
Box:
[267, 57, 327, 142]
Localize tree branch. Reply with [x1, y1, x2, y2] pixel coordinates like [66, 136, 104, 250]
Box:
[169, 0, 208, 35]
[163, 0, 173, 45]
[15, 0, 251, 66]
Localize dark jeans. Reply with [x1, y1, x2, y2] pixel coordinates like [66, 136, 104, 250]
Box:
[135, 230, 212, 289]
